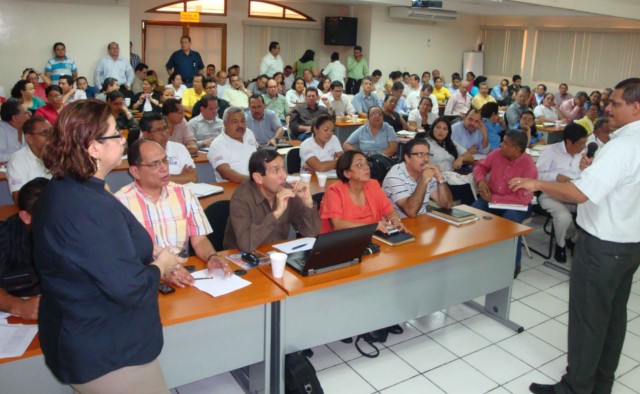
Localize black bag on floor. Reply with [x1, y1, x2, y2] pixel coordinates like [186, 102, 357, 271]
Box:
[368, 154, 396, 184]
[285, 351, 324, 394]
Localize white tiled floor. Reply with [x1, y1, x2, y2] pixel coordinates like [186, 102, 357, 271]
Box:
[175, 216, 640, 393]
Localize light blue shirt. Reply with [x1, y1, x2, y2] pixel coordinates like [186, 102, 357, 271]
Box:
[346, 122, 397, 155]
[483, 118, 503, 151]
[246, 109, 281, 144]
[452, 121, 489, 155]
[352, 92, 381, 115]
[490, 85, 504, 101]
[395, 96, 409, 115]
[0, 121, 25, 162]
[94, 56, 134, 88]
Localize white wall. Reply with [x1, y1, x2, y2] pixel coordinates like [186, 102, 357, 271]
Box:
[0, 0, 130, 95]
[362, 5, 482, 79]
[480, 14, 640, 94]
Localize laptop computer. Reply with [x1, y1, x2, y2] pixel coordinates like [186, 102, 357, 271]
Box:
[286, 223, 378, 276]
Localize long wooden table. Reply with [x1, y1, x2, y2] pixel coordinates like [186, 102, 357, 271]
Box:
[334, 118, 366, 144]
[257, 206, 531, 393]
[537, 124, 566, 144]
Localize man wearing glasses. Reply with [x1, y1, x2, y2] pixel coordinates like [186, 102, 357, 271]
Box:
[6, 117, 52, 203]
[382, 139, 452, 218]
[116, 139, 231, 289]
[0, 100, 31, 163]
[139, 112, 197, 184]
[190, 78, 229, 119]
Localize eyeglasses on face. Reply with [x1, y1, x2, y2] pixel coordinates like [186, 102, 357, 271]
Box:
[26, 129, 51, 137]
[97, 129, 124, 141]
[137, 157, 169, 169]
[351, 161, 372, 169]
[149, 125, 170, 133]
[409, 152, 432, 158]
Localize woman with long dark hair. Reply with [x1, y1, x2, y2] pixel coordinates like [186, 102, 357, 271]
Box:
[293, 49, 318, 79]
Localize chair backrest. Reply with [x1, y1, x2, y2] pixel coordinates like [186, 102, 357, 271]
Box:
[312, 192, 324, 212]
[204, 200, 231, 251]
[285, 147, 301, 174]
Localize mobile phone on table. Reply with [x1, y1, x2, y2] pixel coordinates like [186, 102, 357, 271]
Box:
[158, 283, 175, 295]
[183, 265, 196, 273]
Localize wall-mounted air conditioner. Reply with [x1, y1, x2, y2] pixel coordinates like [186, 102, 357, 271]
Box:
[388, 6, 458, 22]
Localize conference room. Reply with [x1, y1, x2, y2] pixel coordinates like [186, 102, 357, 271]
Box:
[1, 0, 640, 393]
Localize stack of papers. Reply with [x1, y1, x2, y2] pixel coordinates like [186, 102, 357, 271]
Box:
[397, 130, 417, 138]
[192, 269, 251, 297]
[183, 183, 224, 198]
[0, 323, 38, 359]
[274, 237, 316, 253]
[488, 203, 528, 211]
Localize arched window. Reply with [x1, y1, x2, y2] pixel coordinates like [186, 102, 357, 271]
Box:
[147, 0, 226, 15]
[249, 1, 314, 21]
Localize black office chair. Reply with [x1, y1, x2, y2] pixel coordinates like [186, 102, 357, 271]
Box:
[285, 148, 301, 174]
[204, 200, 231, 251]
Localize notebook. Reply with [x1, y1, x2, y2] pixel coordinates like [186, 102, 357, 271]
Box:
[286, 223, 377, 276]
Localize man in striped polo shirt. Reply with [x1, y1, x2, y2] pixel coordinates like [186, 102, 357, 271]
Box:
[44, 42, 78, 85]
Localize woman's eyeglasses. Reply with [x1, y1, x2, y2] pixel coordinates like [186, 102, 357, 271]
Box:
[97, 130, 124, 141]
[351, 162, 372, 169]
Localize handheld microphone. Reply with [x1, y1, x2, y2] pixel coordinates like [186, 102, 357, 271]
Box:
[586, 142, 598, 158]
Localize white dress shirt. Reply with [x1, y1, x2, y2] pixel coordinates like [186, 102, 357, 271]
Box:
[6, 145, 51, 192]
[259, 53, 284, 77]
[536, 141, 582, 182]
[207, 129, 258, 182]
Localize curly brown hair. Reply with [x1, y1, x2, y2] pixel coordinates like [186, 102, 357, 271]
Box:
[42, 99, 111, 181]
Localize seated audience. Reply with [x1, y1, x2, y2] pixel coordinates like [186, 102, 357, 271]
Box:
[403, 74, 421, 99]
[408, 97, 437, 132]
[382, 94, 409, 132]
[273, 72, 286, 95]
[352, 77, 381, 118]
[247, 74, 269, 95]
[433, 76, 451, 105]
[344, 106, 398, 157]
[512, 110, 545, 148]
[507, 74, 522, 99]
[11, 80, 45, 113]
[246, 95, 283, 146]
[221, 74, 250, 109]
[290, 87, 329, 141]
[76, 76, 99, 99]
[471, 130, 538, 278]
[574, 102, 600, 134]
[481, 102, 505, 151]
[529, 84, 547, 108]
[320, 77, 332, 95]
[445, 80, 471, 116]
[599, 88, 612, 112]
[383, 139, 452, 218]
[22, 68, 50, 100]
[0, 100, 29, 162]
[188, 95, 224, 149]
[554, 82, 573, 106]
[407, 83, 438, 114]
[207, 107, 258, 183]
[452, 108, 489, 155]
[0, 177, 49, 320]
[162, 98, 198, 156]
[166, 72, 187, 99]
[533, 93, 565, 123]
[181, 75, 206, 113]
[427, 118, 476, 205]
[216, 70, 229, 95]
[320, 150, 407, 234]
[34, 85, 64, 125]
[7, 117, 52, 203]
[536, 123, 588, 263]
[389, 82, 410, 115]
[448, 74, 462, 95]
[505, 86, 530, 128]
[320, 81, 355, 117]
[300, 114, 343, 174]
[190, 78, 229, 119]
[106, 91, 138, 132]
[471, 82, 496, 111]
[490, 79, 510, 105]
[160, 86, 175, 106]
[58, 75, 86, 104]
[586, 117, 612, 154]
[285, 77, 306, 109]
[131, 76, 162, 113]
[263, 78, 290, 126]
[95, 77, 119, 101]
[224, 149, 320, 251]
[116, 139, 231, 287]
[302, 69, 319, 89]
[139, 112, 197, 184]
[130, 63, 148, 95]
[587, 91, 602, 111]
[559, 91, 588, 122]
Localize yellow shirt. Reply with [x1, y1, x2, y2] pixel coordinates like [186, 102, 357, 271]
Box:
[433, 87, 451, 104]
[471, 94, 497, 111]
[574, 116, 594, 134]
[181, 88, 206, 109]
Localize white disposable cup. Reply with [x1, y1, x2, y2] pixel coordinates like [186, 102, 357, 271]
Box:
[300, 173, 311, 183]
[555, 120, 562, 127]
[125, 97, 131, 107]
[317, 174, 327, 187]
[270, 252, 288, 278]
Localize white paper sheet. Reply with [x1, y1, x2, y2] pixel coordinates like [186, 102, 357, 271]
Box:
[316, 170, 338, 179]
[182, 182, 224, 198]
[488, 203, 529, 211]
[0, 323, 38, 359]
[0, 312, 11, 320]
[273, 237, 316, 253]
[192, 269, 251, 297]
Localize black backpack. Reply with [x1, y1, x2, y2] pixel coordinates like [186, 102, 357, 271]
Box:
[368, 154, 396, 184]
[285, 351, 324, 394]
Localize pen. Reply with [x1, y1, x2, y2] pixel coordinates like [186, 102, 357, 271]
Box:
[194, 277, 214, 280]
[292, 244, 307, 250]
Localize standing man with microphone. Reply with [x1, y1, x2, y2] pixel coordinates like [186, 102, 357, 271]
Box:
[535, 123, 588, 263]
[510, 78, 640, 394]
